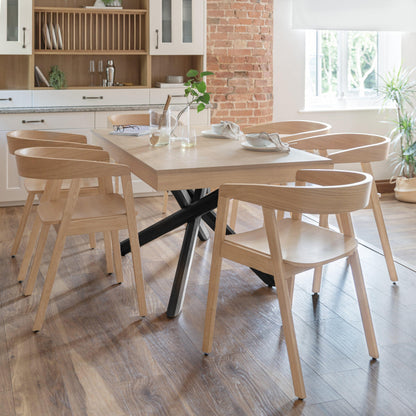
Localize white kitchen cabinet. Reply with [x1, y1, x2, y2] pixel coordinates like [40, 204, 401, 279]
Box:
[0, 112, 94, 205]
[0, 0, 32, 55]
[149, 0, 205, 55]
[0, 90, 32, 108]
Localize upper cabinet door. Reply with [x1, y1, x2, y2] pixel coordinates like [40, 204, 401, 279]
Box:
[0, 0, 32, 54]
[149, 0, 205, 55]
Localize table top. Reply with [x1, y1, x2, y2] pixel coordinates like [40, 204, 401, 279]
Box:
[92, 129, 333, 191]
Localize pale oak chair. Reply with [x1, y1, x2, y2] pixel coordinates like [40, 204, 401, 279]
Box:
[7, 130, 102, 258]
[229, 120, 332, 228]
[203, 169, 379, 399]
[108, 113, 169, 214]
[14, 146, 147, 331]
[289, 133, 398, 292]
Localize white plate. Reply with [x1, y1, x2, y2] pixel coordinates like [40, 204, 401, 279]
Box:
[35, 66, 50, 87]
[201, 129, 232, 139]
[241, 141, 281, 152]
[49, 22, 58, 49]
[42, 23, 52, 49]
[56, 23, 63, 49]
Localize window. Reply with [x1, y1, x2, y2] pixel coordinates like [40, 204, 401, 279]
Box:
[305, 30, 401, 109]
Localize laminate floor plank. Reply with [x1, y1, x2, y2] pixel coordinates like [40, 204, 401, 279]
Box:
[1, 195, 416, 415]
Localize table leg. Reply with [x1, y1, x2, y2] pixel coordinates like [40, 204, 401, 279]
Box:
[167, 189, 207, 317]
[171, 190, 210, 242]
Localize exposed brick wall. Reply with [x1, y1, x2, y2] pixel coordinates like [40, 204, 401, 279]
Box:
[206, 0, 274, 128]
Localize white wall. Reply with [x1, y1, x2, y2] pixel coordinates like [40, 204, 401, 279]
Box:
[273, 0, 416, 179]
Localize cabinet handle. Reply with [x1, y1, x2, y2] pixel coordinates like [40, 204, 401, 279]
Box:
[156, 29, 159, 49]
[22, 27, 26, 49]
[82, 96, 104, 100]
[172, 94, 186, 98]
[22, 119, 45, 124]
[0, 97, 12, 101]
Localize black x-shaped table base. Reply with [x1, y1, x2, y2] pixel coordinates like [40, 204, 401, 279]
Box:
[120, 189, 275, 317]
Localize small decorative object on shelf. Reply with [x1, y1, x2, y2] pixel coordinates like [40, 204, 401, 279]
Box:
[103, 0, 122, 7]
[48, 65, 66, 89]
[171, 69, 214, 138]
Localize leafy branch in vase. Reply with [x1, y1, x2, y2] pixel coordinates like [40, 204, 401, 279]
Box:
[171, 69, 214, 135]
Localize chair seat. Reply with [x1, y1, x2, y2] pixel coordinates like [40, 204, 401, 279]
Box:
[38, 194, 127, 224]
[24, 177, 99, 193]
[224, 219, 357, 269]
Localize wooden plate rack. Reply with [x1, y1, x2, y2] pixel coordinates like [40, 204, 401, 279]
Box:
[34, 7, 147, 54]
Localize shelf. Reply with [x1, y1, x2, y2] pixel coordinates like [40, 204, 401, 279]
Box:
[34, 50, 148, 55]
[34, 7, 147, 53]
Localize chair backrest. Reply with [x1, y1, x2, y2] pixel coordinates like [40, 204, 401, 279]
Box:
[14, 147, 129, 181]
[244, 120, 331, 141]
[289, 133, 390, 163]
[7, 133, 102, 155]
[8, 130, 87, 144]
[108, 113, 150, 126]
[219, 169, 372, 215]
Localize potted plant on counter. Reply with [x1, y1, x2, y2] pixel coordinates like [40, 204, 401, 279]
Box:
[380, 66, 416, 202]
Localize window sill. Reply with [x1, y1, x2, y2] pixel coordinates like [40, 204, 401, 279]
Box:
[300, 106, 384, 113]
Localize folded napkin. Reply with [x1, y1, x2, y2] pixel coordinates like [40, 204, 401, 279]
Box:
[246, 132, 290, 152]
[218, 121, 243, 140]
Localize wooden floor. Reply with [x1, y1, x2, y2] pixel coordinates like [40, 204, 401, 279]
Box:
[1, 195, 416, 416]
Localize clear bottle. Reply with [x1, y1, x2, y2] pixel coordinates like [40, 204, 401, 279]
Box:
[106, 59, 115, 87]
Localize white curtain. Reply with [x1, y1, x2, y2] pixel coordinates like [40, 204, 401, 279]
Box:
[291, 0, 416, 32]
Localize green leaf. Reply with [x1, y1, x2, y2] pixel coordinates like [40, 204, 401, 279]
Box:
[195, 81, 206, 93]
[200, 93, 210, 104]
[186, 69, 199, 78]
[201, 71, 214, 77]
[197, 103, 205, 112]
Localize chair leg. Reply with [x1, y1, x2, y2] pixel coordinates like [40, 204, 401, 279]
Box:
[103, 231, 114, 274]
[89, 233, 96, 249]
[32, 231, 67, 332]
[24, 224, 50, 296]
[287, 275, 295, 307]
[17, 215, 42, 283]
[11, 192, 36, 257]
[349, 250, 379, 359]
[228, 199, 239, 230]
[111, 230, 123, 284]
[370, 187, 398, 282]
[312, 214, 329, 294]
[275, 275, 306, 399]
[276, 210, 285, 221]
[122, 175, 147, 317]
[202, 254, 224, 355]
[162, 191, 169, 214]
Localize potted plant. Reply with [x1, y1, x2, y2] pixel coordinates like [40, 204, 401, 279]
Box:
[48, 65, 66, 89]
[380, 66, 416, 202]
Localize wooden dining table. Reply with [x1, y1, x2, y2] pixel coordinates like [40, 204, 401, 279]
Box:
[92, 129, 333, 317]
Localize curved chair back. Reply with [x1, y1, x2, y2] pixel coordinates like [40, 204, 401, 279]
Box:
[7, 133, 102, 155]
[8, 130, 87, 144]
[244, 120, 331, 141]
[289, 133, 390, 164]
[14, 147, 127, 180]
[220, 170, 372, 215]
[108, 113, 150, 126]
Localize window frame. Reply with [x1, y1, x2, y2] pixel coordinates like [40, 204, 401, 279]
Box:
[304, 30, 402, 110]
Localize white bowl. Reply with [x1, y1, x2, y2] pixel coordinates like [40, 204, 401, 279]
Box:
[166, 75, 184, 83]
[211, 123, 223, 134]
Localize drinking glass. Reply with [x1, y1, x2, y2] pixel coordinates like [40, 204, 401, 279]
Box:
[149, 108, 171, 146]
[97, 59, 104, 85]
[89, 60, 95, 86]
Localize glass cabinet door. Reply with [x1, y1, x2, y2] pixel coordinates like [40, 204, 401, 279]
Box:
[149, 0, 204, 55]
[0, 0, 32, 54]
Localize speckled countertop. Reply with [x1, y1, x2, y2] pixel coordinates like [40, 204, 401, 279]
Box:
[0, 104, 164, 114]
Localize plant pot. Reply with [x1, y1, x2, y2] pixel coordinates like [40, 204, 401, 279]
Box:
[394, 176, 416, 203]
